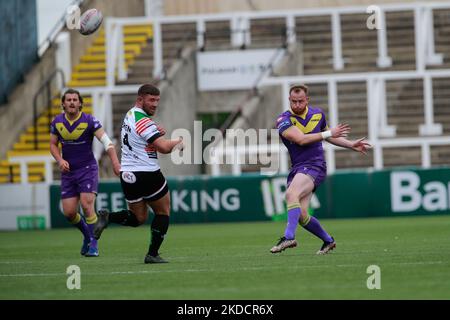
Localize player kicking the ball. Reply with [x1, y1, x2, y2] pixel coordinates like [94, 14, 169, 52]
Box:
[270, 84, 371, 255]
[94, 84, 183, 264]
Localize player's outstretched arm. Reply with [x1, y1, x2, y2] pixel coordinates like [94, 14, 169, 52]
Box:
[282, 123, 350, 146]
[151, 136, 184, 154]
[326, 136, 372, 155]
[94, 128, 121, 176]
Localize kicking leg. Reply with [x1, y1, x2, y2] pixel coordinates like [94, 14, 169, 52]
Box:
[270, 173, 313, 253]
[299, 193, 336, 255]
[94, 202, 147, 240]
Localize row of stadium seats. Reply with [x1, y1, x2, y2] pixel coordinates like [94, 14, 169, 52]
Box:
[68, 24, 154, 87]
[299, 9, 450, 74]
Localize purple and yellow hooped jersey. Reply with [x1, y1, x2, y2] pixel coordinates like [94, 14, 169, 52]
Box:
[276, 106, 328, 169]
[50, 112, 102, 170]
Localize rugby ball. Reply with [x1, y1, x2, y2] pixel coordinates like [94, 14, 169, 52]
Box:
[79, 9, 103, 36]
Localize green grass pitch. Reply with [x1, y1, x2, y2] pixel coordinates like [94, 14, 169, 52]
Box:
[0, 215, 449, 299]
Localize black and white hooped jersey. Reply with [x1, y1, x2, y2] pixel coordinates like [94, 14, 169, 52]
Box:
[120, 106, 162, 172]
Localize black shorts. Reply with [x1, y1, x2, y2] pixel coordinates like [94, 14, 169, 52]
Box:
[120, 170, 169, 203]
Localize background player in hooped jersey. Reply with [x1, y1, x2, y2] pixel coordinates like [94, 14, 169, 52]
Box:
[270, 84, 371, 255]
[93, 84, 183, 264]
[50, 89, 121, 257]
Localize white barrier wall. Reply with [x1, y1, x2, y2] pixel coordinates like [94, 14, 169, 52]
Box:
[0, 183, 51, 230]
[162, 0, 435, 15]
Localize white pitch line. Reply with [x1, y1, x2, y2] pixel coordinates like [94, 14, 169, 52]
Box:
[0, 272, 65, 277]
[0, 260, 446, 278]
[336, 261, 444, 268]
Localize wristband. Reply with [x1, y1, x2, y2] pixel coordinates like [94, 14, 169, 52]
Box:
[100, 133, 114, 151]
[321, 130, 332, 140]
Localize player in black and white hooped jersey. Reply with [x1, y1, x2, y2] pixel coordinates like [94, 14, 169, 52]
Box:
[94, 84, 183, 264]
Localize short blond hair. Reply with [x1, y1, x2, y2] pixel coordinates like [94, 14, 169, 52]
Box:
[289, 84, 309, 96]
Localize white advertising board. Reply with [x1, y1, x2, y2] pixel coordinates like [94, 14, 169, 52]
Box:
[0, 183, 51, 230]
[196, 49, 284, 91]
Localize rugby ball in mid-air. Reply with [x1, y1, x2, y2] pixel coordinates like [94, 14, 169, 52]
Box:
[79, 9, 103, 36]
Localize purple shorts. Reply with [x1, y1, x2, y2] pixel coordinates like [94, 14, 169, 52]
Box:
[287, 164, 327, 190]
[60, 164, 99, 199]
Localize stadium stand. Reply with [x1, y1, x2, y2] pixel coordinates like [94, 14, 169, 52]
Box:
[202, 5, 450, 174]
[297, 11, 416, 74]
[1, 2, 450, 183]
[69, 25, 154, 87]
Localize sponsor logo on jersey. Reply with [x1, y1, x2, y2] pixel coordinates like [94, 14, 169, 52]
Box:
[122, 171, 137, 184]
